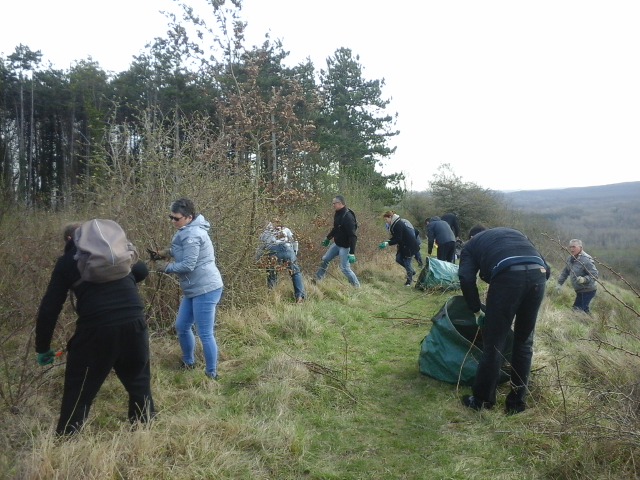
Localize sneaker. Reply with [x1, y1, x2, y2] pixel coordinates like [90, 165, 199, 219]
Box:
[180, 362, 196, 370]
[461, 395, 493, 411]
[296, 297, 305, 304]
[404, 280, 412, 287]
[206, 373, 219, 380]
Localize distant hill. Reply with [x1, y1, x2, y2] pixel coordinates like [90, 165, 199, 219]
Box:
[503, 181, 640, 212]
[503, 181, 640, 286]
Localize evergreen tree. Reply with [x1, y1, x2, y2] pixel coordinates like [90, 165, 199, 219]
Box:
[317, 48, 401, 201]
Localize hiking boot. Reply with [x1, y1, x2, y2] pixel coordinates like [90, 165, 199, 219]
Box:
[206, 373, 219, 381]
[461, 395, 493, 411]
[180, 362, 196, 370]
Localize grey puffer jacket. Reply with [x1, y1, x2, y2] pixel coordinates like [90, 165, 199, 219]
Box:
[165, 214, 223, 298]
[557, 251, 598, 292]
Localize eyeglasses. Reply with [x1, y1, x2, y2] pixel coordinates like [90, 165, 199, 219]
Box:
[168, 215, 185, 221]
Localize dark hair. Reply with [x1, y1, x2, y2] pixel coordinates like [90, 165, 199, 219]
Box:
[334, 195, 346, 205]
[170, 198, 196, 219]
[63, 222, 83, 242]
[468, 224, 487, 239]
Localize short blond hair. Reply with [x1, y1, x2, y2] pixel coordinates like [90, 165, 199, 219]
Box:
[383, 210, 395, 218]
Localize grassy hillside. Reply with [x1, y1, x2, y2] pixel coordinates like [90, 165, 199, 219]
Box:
[3, 246, 640, 479]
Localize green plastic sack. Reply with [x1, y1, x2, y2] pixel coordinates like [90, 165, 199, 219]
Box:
[415, 257, 460, 291]
[418, 295, 513, 386]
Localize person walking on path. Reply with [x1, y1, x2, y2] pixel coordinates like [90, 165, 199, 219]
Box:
[458, 225, 550, 414]
[314, 195, 360, 287]
[257, 220, 306, 303]
[380, 211, 421, 286]
[426, 216, 456, 263]
[557, 238, 599, 313]
[152, 198, 224, 379]
[35, 222, 155, 436]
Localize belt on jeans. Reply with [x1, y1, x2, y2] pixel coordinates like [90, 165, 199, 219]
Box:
[508, 264, 546, 272]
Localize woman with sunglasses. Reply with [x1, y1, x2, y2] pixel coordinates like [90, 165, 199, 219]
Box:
[153, 198, 224, 379]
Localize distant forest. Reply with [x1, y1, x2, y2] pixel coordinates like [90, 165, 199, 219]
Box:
[0, 2, 403, 210]
[505, 182, 640, 285]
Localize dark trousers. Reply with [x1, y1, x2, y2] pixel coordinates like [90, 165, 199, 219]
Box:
[473, 269, 546, 408]
[395, 251, 415, 282]
[437, 241, 456, 263]
[56, 318, 155, 435]
[573, 290, 596, 313]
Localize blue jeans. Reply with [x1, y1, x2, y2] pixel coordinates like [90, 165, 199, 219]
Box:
[395, 251, 415, 283]
[573, 290, 596, 313]
[315, 243, 360, 287]
[265, 244, 305, 300]
[473, 269, 546, 408]
[175, 287, 223, 377]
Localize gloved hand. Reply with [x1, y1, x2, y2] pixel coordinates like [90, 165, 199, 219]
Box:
[37, 349, 56, 366]
[577, 276, 587, 284]
[147, 248, 169, 260]
[322, 238, 330, 247]
[348, 254, 356, 264]
[378, 241, 389, 249]
[153, 260, 169, 272]
[473, 311, 485, 327]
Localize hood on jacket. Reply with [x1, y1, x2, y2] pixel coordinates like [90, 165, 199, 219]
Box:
[184, 214, 210, 232]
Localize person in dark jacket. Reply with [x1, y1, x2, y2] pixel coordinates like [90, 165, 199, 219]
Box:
[380, 211, 421, 286]
[441, 212, 461, 239]
[314, 195, 360, 287]
[557, 238, 599, 313]
[35, 222, 155, 436]
[403, 219, 424, 267]
[458, 225, 550, 414]
[426, 216, 456, 263]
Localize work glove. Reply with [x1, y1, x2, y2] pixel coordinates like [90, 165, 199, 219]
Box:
[348, 254, 356, 264]
[37, 349, 56, 366]
[322, 238, 331, 247]
[153, 260, 169, 272]
[473, 311, 485, 327]
[378, 241, 389, 249]
[577, 276, 587, 284]
[147, 248, 169, 260]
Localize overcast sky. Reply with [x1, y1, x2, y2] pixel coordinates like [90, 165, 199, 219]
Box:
[2, 0, 639, 192]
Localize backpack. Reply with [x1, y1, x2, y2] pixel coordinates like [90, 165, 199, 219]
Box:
[73, 219, 139, 283]
[341, 208, 358, 231]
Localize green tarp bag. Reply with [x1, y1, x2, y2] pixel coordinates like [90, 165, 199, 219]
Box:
[418, 295, 513, 386]
[414, 257, 460, 291]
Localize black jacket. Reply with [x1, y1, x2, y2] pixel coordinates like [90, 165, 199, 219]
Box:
[458, 227, 550, 313]
[441, 213, 460, 238]
[389, 217, 420, 257]
[35, 239, 148, 353]
[326, 206, 357, 254]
